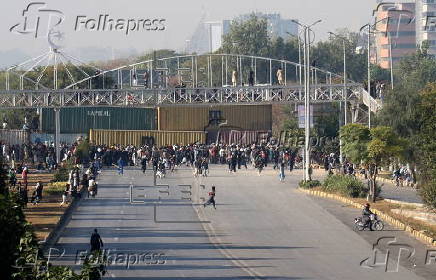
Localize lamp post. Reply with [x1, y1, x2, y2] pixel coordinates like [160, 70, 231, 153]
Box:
[291, 19, 322, 182]
[328, 31, 349, 164]
[360, 17, 386, 128]
[360, 23, 372, 128]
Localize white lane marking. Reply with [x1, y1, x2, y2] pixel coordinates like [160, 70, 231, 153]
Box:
[192, 182, 265, 279]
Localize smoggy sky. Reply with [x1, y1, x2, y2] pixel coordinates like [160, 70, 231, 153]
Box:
[0, 0, 380, 66]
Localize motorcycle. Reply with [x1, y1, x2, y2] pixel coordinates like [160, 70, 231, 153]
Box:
[354, 213, 384, 231]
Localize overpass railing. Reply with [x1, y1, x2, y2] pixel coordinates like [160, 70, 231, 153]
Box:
[0, 83, 365, 109]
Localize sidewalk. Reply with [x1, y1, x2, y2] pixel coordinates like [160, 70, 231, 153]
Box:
[354, 173, 423, 204]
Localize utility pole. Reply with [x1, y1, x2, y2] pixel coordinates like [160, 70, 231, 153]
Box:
[292, 19, 322, 181]
[328, 31, 348, 164]
[367, 25, 371, 128]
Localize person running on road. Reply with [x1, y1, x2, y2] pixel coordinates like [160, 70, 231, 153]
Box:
[279, 158, 286, 182]
[204, 186, 216, 209]
[255, 155, 264, 176]
[201, 158, 209, 177]
[90, 228, 104, 252]
[141, 156, 147, 174]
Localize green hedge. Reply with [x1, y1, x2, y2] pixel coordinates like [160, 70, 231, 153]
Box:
[52, 167, 69, 182]
[299, 180, 321, 189]
[322, 175, 368, 198]
[420, 180, 436, 210]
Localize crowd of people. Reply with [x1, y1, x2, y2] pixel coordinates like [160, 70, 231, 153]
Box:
[3, 134, 417, 209]
[81, 143, 304, 179]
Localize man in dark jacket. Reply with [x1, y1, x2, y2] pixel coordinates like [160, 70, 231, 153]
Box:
[141, 156, 147, 174]
[90, 228, 104, 252]
[362, 203, 374, 230]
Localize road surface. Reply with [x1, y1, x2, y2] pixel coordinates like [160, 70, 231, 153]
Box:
[51, 166, 432, 279]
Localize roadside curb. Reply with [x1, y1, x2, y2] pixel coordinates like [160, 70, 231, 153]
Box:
[298, 187, 436, 247]
[41, 186, 86, 251]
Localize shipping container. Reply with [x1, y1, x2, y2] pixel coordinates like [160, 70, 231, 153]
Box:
[89, 130, 206, 147]
[41, 107, 156, 134]
[213, 130, 271, 145]
[158, 105, 272, 131]
[0, 129, 30, 145]
[31, 133, 85, 144]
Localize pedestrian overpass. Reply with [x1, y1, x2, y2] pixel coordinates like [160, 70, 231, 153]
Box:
[0, 52, 382, 123]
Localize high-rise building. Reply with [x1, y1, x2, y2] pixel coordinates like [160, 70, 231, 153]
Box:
[416, 0, 436, 55]
[374, 1, 416, 69]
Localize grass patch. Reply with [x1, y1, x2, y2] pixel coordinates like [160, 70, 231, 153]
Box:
[45, 182, 67, 196]
[299, 180, 321, 189]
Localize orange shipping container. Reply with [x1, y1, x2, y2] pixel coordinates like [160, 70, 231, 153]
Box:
[157, 105, 272, 131]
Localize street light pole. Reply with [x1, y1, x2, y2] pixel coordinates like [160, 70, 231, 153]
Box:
[360, 23, 372, 128]
[304, 26, 311, 181]
[367, 24, 371, 128]
[388, 34, 394, 90]
[292, 19, 321, 182]
[328, 31, 348, 164]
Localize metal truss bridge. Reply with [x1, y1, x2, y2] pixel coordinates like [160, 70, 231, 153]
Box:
[1, 52, 382, 119]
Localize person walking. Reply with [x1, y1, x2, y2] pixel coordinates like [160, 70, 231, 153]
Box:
[31, 181, 44, 205]
[117, 157, 125, 175]
[9, 168, 17, 189]
[276, 67, 284, 85]
[203, 186, 216, 209]
[279, 158, 286, 182]
[232, 70, 238, 87]
[141, 156, 147, 174]
[21, 167, 28, 188]
[88, 177, 97, 198]
[248, 70, 254, 86]
[60, 184, 69, 206]
[90, 228, 104, 252]
[19, 183, 28, 208]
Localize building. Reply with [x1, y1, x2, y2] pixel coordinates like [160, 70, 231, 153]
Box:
[186, 13, 298, 54]
[374, 1, 416, 69]
[416, 0, 436, 55]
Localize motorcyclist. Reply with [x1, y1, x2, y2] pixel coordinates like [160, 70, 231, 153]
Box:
[362, 203, 374, 230]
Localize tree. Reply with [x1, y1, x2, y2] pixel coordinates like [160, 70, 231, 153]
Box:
[415, 83, 436, 209]
[378, 46, 436, 206]
[221, 14, 270, 57]
[312, 30, 367, 82]
[366, 126, 405, 202]
[340, 124, 404, 202]
[340, 123, 371, 165]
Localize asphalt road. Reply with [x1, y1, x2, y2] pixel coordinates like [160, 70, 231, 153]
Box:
[51, 165, 433, 280]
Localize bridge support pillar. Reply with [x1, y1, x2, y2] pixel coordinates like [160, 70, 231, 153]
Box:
[54, 108, 61, 165]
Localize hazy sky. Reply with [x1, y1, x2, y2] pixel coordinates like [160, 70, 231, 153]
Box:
[0, 0, 379, 66]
